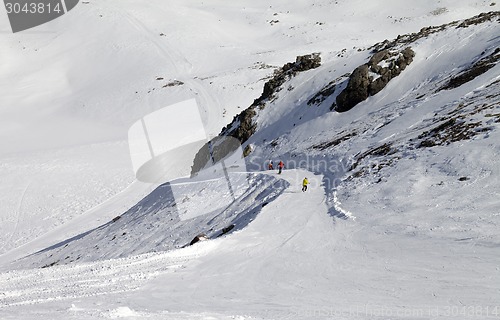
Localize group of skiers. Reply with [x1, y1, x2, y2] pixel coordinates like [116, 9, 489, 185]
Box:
[267, 160, 309, 192]
[267, 160, 285, 174]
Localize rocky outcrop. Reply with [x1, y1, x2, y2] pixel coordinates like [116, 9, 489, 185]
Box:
[189, 233, 209, 246]
[330, 12, 499, 113]
[335, 47, 415, 112]
[439, 47, 500, 91]
[370, 11, 499, 53]
[307, 79, 339, 106]
[252, 53, 321, 107]
[223, 53, 321, 139]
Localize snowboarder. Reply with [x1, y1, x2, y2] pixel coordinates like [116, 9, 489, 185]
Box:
[277, 161, 285, 174]
[268, 160, 274, 170]
[302, 177, 309, 192]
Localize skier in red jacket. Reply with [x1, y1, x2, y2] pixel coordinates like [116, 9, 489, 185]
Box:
[277, 161, 285, 174]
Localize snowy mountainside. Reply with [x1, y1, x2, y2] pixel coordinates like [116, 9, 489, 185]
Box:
[243, 11, 500, 246]
[11, 11, 500, 269]
[1, 2, 500, 319]
[241, 12, 500, 153]
[1, 0, 496, 262]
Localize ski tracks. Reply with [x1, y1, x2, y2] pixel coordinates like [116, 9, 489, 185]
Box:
[0, 181, 32, 254]
[0, 242, 218, 308]
[109, 4, 224, 136]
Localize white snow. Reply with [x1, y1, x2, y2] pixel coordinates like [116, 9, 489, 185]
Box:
[1, 0, 499, 319]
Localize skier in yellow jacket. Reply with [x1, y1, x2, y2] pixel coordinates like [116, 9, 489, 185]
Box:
[302, 177, 309, 192]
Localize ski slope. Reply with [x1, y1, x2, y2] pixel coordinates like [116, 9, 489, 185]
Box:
[0, 170, 329, 319]
[1, 1, 499, 319]
[2, 169, 497, 319]
[0, 0, 495, 255]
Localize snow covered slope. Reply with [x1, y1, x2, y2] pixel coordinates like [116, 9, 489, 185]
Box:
[1, 1, 499, 319]
[2, 168, 498, 319]
[0, 0, 496, 256]
[11, 172, 288, 268]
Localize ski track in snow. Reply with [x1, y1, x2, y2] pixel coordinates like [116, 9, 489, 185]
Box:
[0, 242, 218, 308]
[0, 182, 31, 253]
[110, 3, 225, 137]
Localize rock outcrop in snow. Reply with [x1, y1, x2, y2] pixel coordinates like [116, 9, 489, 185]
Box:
[440, 47, 500, 91]
[334, 47, 415, 112]
[222, 52, 321, 144]
[335, 11, 499, 112]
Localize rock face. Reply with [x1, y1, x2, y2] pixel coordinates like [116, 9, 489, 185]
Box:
[335, 47, 415, 112]
[223, 107, 257, 148]
[439, 47, 500, 91]
[253, 53, 321, 108]
[370, 12, 499, 53]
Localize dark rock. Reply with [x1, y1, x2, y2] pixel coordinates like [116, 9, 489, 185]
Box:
[439, 47, 500, 91]
[310, 132, 357, 150]
[370, 12, 499, 53]
[189, 233, 209, 246]
[416, 117, 483, 148]
[307, 81, 337, 106]
[335, 65, 371, 112]
[457, 11, 499, 28]
[191, 135, 243, 174]
[162, 80, 184, 87]
[217, 225, 235, 237]
[253, 53, 321, 107]
[334, 47, 414, 112]
[350, 143, 395, 170]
